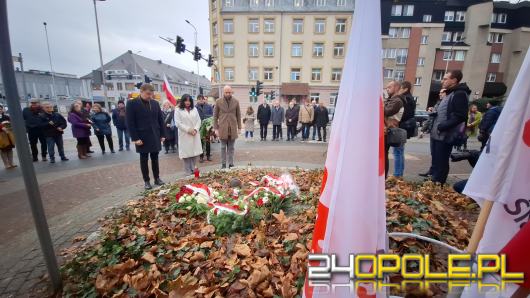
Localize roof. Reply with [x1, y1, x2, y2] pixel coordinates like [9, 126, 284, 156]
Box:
[494, 1, 530, 9]
[81, 50, 210, 87]
[281, 83, 309, 96]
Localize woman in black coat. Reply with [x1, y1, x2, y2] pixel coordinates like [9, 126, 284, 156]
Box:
[162, 101, 176, 154]
[126, 84, 166, 190]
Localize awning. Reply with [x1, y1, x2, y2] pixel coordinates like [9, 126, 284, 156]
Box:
[482, 82, 507, 98]
[281, 83, 309, 96]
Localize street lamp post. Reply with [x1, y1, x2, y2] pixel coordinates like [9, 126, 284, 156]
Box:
[43, 22, 58, 107]
[133, 50, 141, 76]
[185, 20, 201, 96]
[92, 0, 109, 109]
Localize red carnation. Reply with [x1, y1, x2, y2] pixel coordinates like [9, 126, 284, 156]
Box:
[256, 198, 264, 207]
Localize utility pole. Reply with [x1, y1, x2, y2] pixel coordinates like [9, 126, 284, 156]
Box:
[43, 22, 58, 107]
[93, 0, 109, 109]
[185, 20, 201, 96]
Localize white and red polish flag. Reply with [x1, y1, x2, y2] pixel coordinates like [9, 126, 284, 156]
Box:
[462, 47, 530, 297]
[162, 74, 177, 106]
[303, 0, 386, 297]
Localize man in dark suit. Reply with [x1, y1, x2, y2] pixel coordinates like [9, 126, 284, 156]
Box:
[257, 98, 271, 141]
[126, 84, 166, 190]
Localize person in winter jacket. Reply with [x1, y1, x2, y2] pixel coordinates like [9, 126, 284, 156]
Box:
[314, 102, 330, 142]
[112, 100, 130, 151]
[243, 106, 256, 140]
[196, 95, 213, 120]
[126, 84, 166, 190]
[174, 94, 203, 175]
[213, 85, 241, 169]
[197, 96, 213, 162]
[91, 104, 115, 154]
[285, 101, 299, 141]
[430, 70, 470, 184]
[162, 101, 176, 154]
[41, 102, 68, 163]
[299, 100, 314, 141]
[393, 81, 415, 177]
[68, 101, 93, 159]
[384, 81, 405, 178]
[22, 99, 48, 161]
[0, 105, 9, 123]
[311, 100, 318, 141]
[257, 99, 271, 141]
[0, 120, 17, 169]
[478, 100, 502, 150]
[270, 100, 285, 141]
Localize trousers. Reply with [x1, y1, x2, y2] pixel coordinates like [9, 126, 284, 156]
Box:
[221, 139, 235, 166]
[139, 152, 160, 182]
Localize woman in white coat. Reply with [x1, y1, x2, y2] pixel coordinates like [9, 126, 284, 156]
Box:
[174, 94, 203, 175]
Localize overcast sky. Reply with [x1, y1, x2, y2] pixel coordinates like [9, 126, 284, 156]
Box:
[6, 0, 525, 78]
[7, 0, 211, 78]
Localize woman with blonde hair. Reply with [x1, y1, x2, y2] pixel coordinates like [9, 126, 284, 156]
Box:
[91, 103, 115, 154]
[243, 106, 255, 141]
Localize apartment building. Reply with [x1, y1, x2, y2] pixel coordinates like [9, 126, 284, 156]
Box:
[208, 0, 354, 109]
[382, 0, 530, 109]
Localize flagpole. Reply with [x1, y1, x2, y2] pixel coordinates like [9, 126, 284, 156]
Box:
[466, 200, 494, 253]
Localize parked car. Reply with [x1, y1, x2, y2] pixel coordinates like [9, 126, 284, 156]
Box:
[415, 110, 429, 126]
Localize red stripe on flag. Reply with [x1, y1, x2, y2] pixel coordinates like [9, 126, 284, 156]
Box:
[523, 119, 530, 147]
[499, 222, 530, 289]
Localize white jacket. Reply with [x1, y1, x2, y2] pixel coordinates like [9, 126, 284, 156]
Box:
[174, 107, 203, 159]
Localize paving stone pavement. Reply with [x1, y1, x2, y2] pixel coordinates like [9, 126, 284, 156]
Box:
[0, 139, 473, 297]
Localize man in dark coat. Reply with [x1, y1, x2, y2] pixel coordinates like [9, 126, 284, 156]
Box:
[314, 101, 330, 142]
[257, 99, 271, 141]
[478, 100, 503, 150]
[22, 99, 48, 162]
[196, 95, 213, 162]
[430, 70, 470, 184]
[126, 84, 166, 190]
[112, 100, 130, 151]
[285, 101, 299, 141]
[40, 102, 68, 163]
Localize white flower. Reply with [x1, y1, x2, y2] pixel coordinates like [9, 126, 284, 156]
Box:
[178, 196, 186, 203]
[196, 196, 208, 205]
[186, 206, 192, 210]
[185, 195, 193, 202]
[253, 194, 258, 199]
[212, 191, 219, 197]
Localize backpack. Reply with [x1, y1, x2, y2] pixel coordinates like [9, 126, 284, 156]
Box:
[399, 95, 417, 139]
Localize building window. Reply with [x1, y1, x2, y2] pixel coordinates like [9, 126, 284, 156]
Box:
[382, 48, 397, 59]
[423, 15, 432, 22]
[291, 68, 301, 81]
[414, 77, 422, 86]
[224, 0, 234, 7]
[417, 57, 425, 66]
[383, 68, 394, 79]
[454, 50, 465, 61]
[315, 18, 326, 33]
[315, 0, 326, 6]
[249, 68, 258, 81]
[444, 11, 454, 22]
[433, 70, 444, 81]
[491, 13, 497, 23]
[293, 18, 304, 33]
[336, 19, 346, 33]
[264, 43, 274, 57]
[224, 19, 234, 33]
[264, 68, 273, 80]
[249, 18, 260, 33]
[453, 32, 464, 42]
[456, 11, 466, 22]
[117, 82, 123, 91]
[313, 43, 324, 57]
[391, 5, 402, 16]
[311, 68, 322, 81]
[487, 73, 497, 82]
[489, 32, 504, 44]
[389, 27, 410, 39]
[264, 19, 275, 33]
[420, 35, 428, 44]
[249, 43, 259, 57]
[250, 0, 259, 7]
[394, 70, 405, 81]
[213, 22, 218, 35]
[223, 43, 234, 57]
[403, 5, 414, 16]
[310, 93, 320, 103]
[125, 83, 135, 91]
[294, 0, 303, 7]
[291, 43, 303, 57]
[224, 67, 234, 81]
[334, 43, 345, 57]
[331, 68, 342, 81]
[224, 42, 234, 57]
[491, 53, 501, 64]
[264, 0, 274, 7]
[443, 51, 452, 61]
[330, 92, 337, 105]
[337, 0, 346, 6]
[442, 31, 452, 42]
[396, 48, 408, 65]
[498, 13, 507, 24]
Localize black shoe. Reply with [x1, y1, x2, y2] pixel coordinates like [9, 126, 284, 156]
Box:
[207, 156, 212, 161]
[144, 181, 153, 190]
[88, 150, 95, 154]
[111, 150, 116, 154]
[126, 147, 130, 151]
[229, 164, 234, 168]
[102, 151, 106, 155]
[165, 151, 169, 154]
[119, 148, 124, 151]
[221, 164, 226, 169]
[154, 178, 165, 186]
[42, 157, 48, 161]
[61, 157, 69, 161]
[418, 172, 431, 177]
[49, 158, 55, 164]
[33, 157, 38, 162]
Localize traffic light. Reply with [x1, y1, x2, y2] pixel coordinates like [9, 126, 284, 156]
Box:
[249, 87, 256, 97]
[175, 36, 186, 54]
[135, 82, 143, 89]
[270, 90, 275, 100]
[144, 75, 152, 83]
[256, 80, 263, 96]
[199, 87, 204, 95]
[193, 46, 202, 61]
[207, 54, 214, 67]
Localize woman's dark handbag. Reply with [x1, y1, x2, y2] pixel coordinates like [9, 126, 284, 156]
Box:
[387, 127, 407, 147]
[444, 122, 468, 146]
